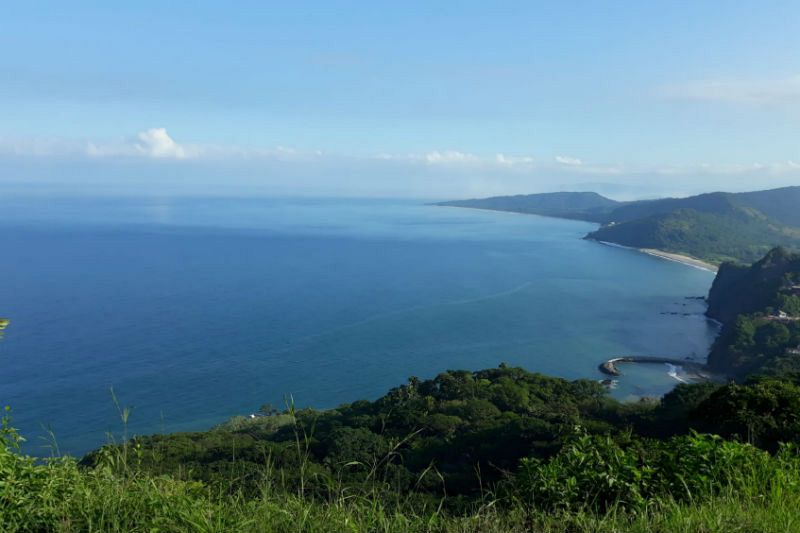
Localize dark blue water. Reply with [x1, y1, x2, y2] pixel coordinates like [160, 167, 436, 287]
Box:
[0, 197, 718, 456]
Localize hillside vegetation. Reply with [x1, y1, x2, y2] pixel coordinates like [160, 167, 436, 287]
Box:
[706, 247, 800, 378]
[589, 207, 799, 264]
[438, 187, 800, 264]
[4, 370, 800, 532]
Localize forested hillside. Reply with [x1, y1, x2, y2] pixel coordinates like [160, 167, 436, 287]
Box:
[588, 207, 800, 264]
[5, 367, 800, 531]
[706, 247, 800, 378]
[439, 187, 800, 264]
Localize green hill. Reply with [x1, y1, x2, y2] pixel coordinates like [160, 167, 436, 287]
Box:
[588, 206, 800, 264]
[705, 247, 800, 378]
[600, 191, 739, 224]
[707, 247, 800, 324]
[439, 187, 800, 264]
[734, 187, 800, 227]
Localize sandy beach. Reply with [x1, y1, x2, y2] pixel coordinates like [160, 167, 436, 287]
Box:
[594, 240, 719, 273]
[638, 248, 719, 273]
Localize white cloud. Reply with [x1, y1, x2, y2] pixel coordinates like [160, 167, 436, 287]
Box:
[424, 150, 480, 164]
[555, 155, 583, 166]
[3, 129, 800, 199]
[83, 128, 329, 161]
[374, 151, 535, 168]
[134, 128, 192, 159]
[661, 75, 800, 106]
[87, 128, 198, 159]
[495, 153, 534, 166]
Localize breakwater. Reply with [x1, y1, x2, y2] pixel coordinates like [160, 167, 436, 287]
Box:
[599, 356, 707, 377]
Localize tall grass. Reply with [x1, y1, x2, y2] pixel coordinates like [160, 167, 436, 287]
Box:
[2, 407, 799, 532]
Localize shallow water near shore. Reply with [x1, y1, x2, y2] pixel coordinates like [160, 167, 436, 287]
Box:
[0, 196, 718, 455]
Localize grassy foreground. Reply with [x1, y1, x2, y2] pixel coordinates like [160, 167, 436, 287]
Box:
[2, 412, 800, 532]
[2, 453, 798, 532]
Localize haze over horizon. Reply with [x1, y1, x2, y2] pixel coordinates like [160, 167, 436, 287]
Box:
[2, 1, 799, 200]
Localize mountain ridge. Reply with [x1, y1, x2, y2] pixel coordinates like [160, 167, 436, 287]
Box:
[437, 186, 800, 264]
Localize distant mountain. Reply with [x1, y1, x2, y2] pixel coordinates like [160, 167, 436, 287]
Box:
[600, 192, 739, 224]
[437, 187, 800, 264]
[436, 192, 621, 223]
[733, 188, 800, 227]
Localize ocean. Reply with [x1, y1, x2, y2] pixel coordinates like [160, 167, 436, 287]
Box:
[0, 196, 718, 455]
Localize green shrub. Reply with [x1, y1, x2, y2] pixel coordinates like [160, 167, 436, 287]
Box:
[513, 430, 800, 513]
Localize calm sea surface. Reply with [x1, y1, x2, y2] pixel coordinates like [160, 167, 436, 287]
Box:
[0, 197, 718, 455]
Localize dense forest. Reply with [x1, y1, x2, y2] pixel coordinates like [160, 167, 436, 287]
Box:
[84, 367, 800, 496]
[3, 247, 800, 532]
[438, 187, 800, 264]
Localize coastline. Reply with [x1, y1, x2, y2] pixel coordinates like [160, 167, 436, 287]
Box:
[594, 240, 718, 273]
[638, 248, 718, 273]
[434, 204, 720, 274]
[439, 204, 723, 396]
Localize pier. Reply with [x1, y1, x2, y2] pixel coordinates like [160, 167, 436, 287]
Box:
[599, 356, 707, 377]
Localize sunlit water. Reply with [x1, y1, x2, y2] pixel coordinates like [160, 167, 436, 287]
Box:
[0, 197, 718, 455]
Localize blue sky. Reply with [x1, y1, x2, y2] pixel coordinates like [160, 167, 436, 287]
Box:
[1, 1, 799, 198]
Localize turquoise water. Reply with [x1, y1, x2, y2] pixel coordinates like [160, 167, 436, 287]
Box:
[0, 197, 718, 455]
